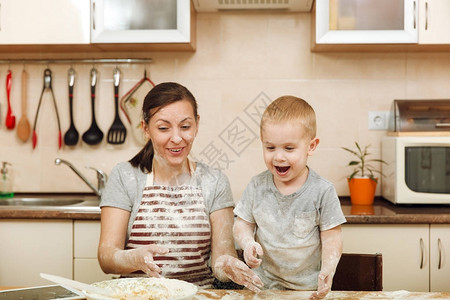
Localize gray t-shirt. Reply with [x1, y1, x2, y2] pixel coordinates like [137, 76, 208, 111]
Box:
[100, 161, 235, 243]
[234, 167, 346, 290]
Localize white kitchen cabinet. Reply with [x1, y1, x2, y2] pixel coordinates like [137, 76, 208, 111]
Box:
[315, 0, 450, 46]
[0, 219, 73, 286]
[0, 0, 90, 44]
[343, 224, 450, 292]
[418, 0, 450, 44]
[73, 220, 116, 283]
[0, 0, 195, 55]
[91, 0, 192, 44]
[315, 0, 417, 44]
[342, 224, 429, 291]
[430, 224, 450, 292]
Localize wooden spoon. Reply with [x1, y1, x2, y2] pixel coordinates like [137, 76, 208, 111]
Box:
[17, 70, 31, 142]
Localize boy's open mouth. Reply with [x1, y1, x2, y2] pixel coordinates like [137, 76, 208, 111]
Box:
[275, 166, 290, 174]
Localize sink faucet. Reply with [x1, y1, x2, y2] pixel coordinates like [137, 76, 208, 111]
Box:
[55, 158, 107, 197]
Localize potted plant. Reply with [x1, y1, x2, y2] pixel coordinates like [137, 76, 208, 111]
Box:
[342, 142, 386, 205]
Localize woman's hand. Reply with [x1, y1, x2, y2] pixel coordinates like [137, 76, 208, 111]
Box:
[126, 245, 169, 277]
[214, 255, 264, 293]
[243, 241, 263, 269]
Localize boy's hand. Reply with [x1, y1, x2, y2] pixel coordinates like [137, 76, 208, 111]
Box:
[309, 269, 333, 299]
[243, 241, 263, 269]
[214, 255, 264, 293]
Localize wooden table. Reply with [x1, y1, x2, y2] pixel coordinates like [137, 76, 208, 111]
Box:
[194, 289, 450, 299]
[2, 287, 450, 299]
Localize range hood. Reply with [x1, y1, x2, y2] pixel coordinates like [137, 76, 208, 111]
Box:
[193, 0, 314, 12]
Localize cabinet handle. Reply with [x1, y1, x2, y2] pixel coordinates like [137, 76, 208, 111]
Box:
[438, 238, 442, 270]
[425, 1, 429, 30]
[93, 2, 96, 30]
[420, 238, 425, 269]
[413, 1, 417, 29]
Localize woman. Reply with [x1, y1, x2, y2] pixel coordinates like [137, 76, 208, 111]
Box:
[98, 82, 263, 292]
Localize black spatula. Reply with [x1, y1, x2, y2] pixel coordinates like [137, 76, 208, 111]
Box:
[107, 67, 127, 144]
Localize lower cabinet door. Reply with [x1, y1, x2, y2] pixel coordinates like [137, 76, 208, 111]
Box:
[342, 224, 429, 292]
[430, 224, 450, 292]
[74, 258, 116, 283]
[0, 219, 73, 286]
[73, 220, 118, 283]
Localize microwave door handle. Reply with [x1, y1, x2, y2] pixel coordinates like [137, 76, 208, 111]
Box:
[435, 123, 450, 128]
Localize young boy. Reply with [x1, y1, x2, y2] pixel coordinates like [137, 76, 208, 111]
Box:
[233, 96, 346, 298]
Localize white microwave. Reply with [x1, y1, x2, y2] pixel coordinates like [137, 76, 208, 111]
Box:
[381, 136, 450, 204]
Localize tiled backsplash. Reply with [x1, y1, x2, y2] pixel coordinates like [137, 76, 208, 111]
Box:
[1, 12, 450, 201]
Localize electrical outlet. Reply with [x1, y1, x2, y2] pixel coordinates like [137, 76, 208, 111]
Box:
[368, 111, 389, 130]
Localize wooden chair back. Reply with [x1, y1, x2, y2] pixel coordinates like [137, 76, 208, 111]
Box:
[332, 253, 383, 291]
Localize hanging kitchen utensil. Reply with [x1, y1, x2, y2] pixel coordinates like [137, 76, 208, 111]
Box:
[16, 69, 31, 142]
[32, 68, 62, 150]
[107, 67, 127, 144]
[63, 68, 79, 146]
[82, 68, 103, 145]
[5, 70, 15, 129]
[120, 69, 155, 145]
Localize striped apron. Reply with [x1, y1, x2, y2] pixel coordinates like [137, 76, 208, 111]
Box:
[126, 171, 214, 288]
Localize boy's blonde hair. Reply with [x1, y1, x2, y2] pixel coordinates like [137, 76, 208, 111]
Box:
[261, 96, 316, 139]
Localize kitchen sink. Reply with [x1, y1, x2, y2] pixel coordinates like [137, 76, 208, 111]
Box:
[0, 194, 100, 211]
[0, 198, 84, 206]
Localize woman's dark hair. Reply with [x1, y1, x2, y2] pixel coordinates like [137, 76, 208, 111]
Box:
[129, 82, 198, 173]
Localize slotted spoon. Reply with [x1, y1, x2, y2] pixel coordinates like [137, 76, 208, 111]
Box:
[107, 67, 127, 144]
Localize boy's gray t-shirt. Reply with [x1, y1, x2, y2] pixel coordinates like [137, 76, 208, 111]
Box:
[100, 161, 235, 242]
[234, 167, 346, 290]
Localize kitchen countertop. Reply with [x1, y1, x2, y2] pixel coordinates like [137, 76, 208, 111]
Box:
[341, 197, 450, 224]
[1, 195, 450, 224]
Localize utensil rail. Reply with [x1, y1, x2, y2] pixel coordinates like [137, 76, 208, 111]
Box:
[0, 58, 152, 65]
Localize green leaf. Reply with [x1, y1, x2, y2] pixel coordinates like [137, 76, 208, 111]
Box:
[349, 170, 359, 179]
[341, 147, 358, 156]
[342, 142, 384, 179]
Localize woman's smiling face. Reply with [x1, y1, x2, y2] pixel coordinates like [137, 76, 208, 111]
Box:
[143, 99, 199, 167]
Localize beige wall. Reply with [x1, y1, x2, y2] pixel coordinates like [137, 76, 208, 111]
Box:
[1, 12, 450, 200]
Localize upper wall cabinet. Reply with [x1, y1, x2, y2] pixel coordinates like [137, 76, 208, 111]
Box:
[418, 0, 450, 44]
[91, 0, 192, 44]
[315, 0, 417, 44]
[0, 0, 195, 56]
[0, 0, 90, 44]
[313, 0, 450, 51]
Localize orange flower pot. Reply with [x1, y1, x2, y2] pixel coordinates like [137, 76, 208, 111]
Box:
[350, 204, 375, 215]
[347, 177, 377, 205]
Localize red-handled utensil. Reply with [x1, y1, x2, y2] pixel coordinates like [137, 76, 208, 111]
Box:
[5, 70, 15, 129]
